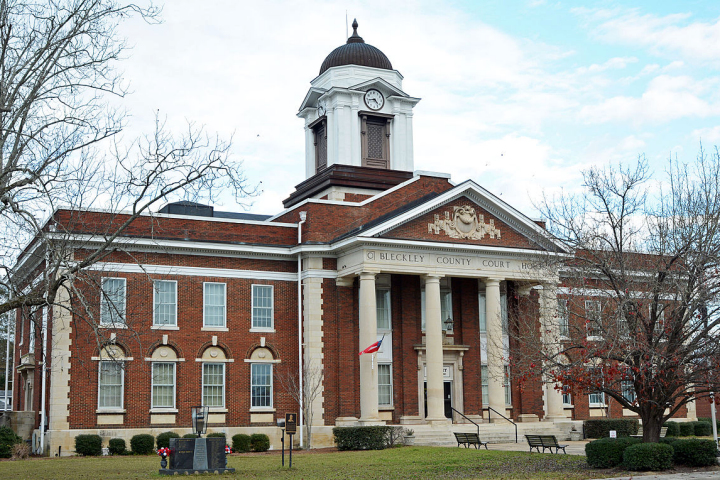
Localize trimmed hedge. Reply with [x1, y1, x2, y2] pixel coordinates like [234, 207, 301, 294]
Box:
[584, 419, 639, 438]
[155, 431, 180, 449]
[130, 434, 155, 455]
[333, 426, 393, 451]
[679, 422, 695, 437]
[663, 421, 680, 437]
[671, 438, 717, 467]
[585, 437, 642, 468]
[232, 434, 251, 453]
[206, 432, 226, 438]
[250, 433, 270, 452]
[183, 434, 198, 439]
[108, 438, 126, 455]
[75, 434, 102, 456]
[699, 417, 720, 434]
[694, 421, 712, 437]
[0, 426, 22, 458]
[623, 443, 674, 471]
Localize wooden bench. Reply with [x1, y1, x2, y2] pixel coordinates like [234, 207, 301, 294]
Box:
[525, 434, 568, 454]
[630, 426, 667, 438]
[454, 432, 488, 450]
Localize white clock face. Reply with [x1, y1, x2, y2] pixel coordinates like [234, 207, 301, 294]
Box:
[317, 102, 326, 117]
[364, 89, 384, 111]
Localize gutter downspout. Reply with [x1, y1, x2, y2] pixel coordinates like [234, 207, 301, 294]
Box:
[297, 211, 307, 448]
[39, 307, 48, 455]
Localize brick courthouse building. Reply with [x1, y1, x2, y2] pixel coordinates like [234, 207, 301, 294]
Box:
[11, 22, 699, 455]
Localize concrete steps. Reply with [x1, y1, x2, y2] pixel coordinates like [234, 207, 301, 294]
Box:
[409, 421, 573, 447]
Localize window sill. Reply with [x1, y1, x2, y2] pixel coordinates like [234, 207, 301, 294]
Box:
[379, 406, 395, 411]
[201, 327, 229, 332]
[249, 328, 276, 333]
[152, 325, 179, 330]
[563, 404, 574, 409]
[249, 407, 275, 413]
[208, 408, 228, 413]
[98, 324, 128, 329]
[150, 408, 178, 413]
[96, 409, 126, 414]
[589, 404, 607, 408]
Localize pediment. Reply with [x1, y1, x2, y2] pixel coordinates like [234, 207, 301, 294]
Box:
[349, 77, 408, 98]
[359, 181, 569, 253]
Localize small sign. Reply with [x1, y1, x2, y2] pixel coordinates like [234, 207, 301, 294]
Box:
[285, 413, 297, 434]
[609, 430, 617, 438]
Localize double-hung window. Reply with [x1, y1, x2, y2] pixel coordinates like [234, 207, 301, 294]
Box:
[585, 300, 602, 339]
[251, 285, 273, 330]
[152, 362, 175, 409]
[98, 361, 123, 409]
[153, 280, 177, 327]
[562, 384, 572, 406]
[651, 304, 665, 337]
[504, 365, 512, 405]
[376, 288, 391, 331]
[203, 283, 226, 328]
[251, 363, 272, 408]
[589, 391, 605, 406]
[481, 365, 489, 406]
[101, 278, 126, 326]
[202, 363, 225, 407]
[558, 299, 569, 337]
[421, 279, 452, 331]
[621, 380, 636, 403]
[378, 364, 393, 406]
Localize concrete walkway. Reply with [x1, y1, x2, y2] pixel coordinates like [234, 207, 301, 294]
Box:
[490, 440, 589, 455]
[600, 473, 720, 480]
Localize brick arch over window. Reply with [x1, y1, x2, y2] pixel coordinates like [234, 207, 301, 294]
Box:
[196, 341, 232, 360]
[145, 340, 183, 359]
[95, 341, 131, 360]
[245, 343, 280, 361]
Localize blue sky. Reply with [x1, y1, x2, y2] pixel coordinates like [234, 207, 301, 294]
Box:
[117, 1, 720, 217]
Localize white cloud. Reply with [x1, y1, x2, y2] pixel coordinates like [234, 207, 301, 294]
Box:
[691, 126, 720, 144]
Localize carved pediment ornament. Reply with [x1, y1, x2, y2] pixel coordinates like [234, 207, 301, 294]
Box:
[428, 205, 501, 240]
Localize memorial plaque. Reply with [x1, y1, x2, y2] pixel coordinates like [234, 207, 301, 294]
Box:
[193, 437, 208, 470]
[285, 412, 297, 434]
[206, 437, 227, 469]
[168, 438, 194, 470]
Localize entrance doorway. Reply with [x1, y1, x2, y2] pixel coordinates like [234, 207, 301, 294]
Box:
[423, 381, 453, 419]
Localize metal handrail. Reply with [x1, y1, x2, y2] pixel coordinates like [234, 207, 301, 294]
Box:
[487, 406, 518, 443]
[450, 407, 479, 438]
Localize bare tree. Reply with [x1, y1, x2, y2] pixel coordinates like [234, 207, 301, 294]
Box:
[511, 151, 720, 442]
[275, 360, 324, 449]
[1, 0, 254, 372]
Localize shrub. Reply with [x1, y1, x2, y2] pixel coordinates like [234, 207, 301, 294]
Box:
[671, 438, 717, 467]
[183, 433, 198, 439]
[623, 443, 674, 471]
[583, 419, 639, 438]
[108, 438, 126, 455]
[0, 426, 22, 458]
[250, 433, 270, 452]
[155, 431, 180, 449]
[206, 432, 226, 438]
[232, 434, 251, 453]
[663, 421, 680, 437]
[333, 426, 393, 451]
[698, 417, 720, 435]
[659, 437, 678, 447]
[585, 437, 642, 468]
[11, 443, 30, 460]
[130, 434, 155, 455]
[694, 421, 712, 437]
[678, 422, 695, 437]
[74, 434, 102, 456]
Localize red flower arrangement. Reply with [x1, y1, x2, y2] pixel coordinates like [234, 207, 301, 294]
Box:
[157, 447, 171, 457]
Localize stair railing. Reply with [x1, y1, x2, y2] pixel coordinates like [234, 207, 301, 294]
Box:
[450, 407, 479, 438]
[486, 406, 518, 443]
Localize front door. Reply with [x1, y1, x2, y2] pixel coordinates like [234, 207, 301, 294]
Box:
[423, 381, 454, 419]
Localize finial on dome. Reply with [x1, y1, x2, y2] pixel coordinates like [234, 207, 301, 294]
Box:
[347, 18, 364, 44]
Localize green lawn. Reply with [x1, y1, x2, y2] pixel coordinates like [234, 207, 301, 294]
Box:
[0, 447, 623, 479]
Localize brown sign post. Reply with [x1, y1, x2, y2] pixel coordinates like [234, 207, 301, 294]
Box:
[285, 413, 297, 467]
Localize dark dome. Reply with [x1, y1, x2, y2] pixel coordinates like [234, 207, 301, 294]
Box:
[319, 20, 393, 75]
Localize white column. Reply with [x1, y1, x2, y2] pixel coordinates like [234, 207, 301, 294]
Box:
[358, 272, 380, 423]
[425, 275, 446, 422]
[485, 278, 506, 419]
[539, 283, 566, 421]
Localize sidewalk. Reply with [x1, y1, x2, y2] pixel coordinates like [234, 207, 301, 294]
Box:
[600, 473, 720, 480]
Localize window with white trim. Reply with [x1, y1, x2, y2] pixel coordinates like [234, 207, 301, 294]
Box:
[203, 283, 226, 327]
[504, 365, 512, 405]
[378, 364, 393, 406]
[28, 317, 35, 354]
[251, 285, 274, 329]
[202, 363, 225, 407]
[588, 391, 605, 406]
[562, 384, 572, 405]
[481, 365, 489, 406]
[153, 280, 177, 326]
[651, 304, 665, 336]
[376, 288, 391, 331]
[621, 380, 636, 403]
[101, 278, 126, 326]
[152, 362, 175, 409]
[98, 361, 123, 409]
[251, 363, 272, 408]
[558, 299, 569, 337]
[585, 300, 602, 339]
[478, 290, 486, 333]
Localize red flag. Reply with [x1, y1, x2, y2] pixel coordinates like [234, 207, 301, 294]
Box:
[359, 336, 384, 356]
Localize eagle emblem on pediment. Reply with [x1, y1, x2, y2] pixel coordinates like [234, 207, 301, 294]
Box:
[428, 205, 501, 240]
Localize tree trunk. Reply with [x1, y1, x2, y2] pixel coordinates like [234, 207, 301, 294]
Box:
[641, 414, 663, 443]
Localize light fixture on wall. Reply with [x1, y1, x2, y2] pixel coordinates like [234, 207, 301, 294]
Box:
[444, 316, 454, 332]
